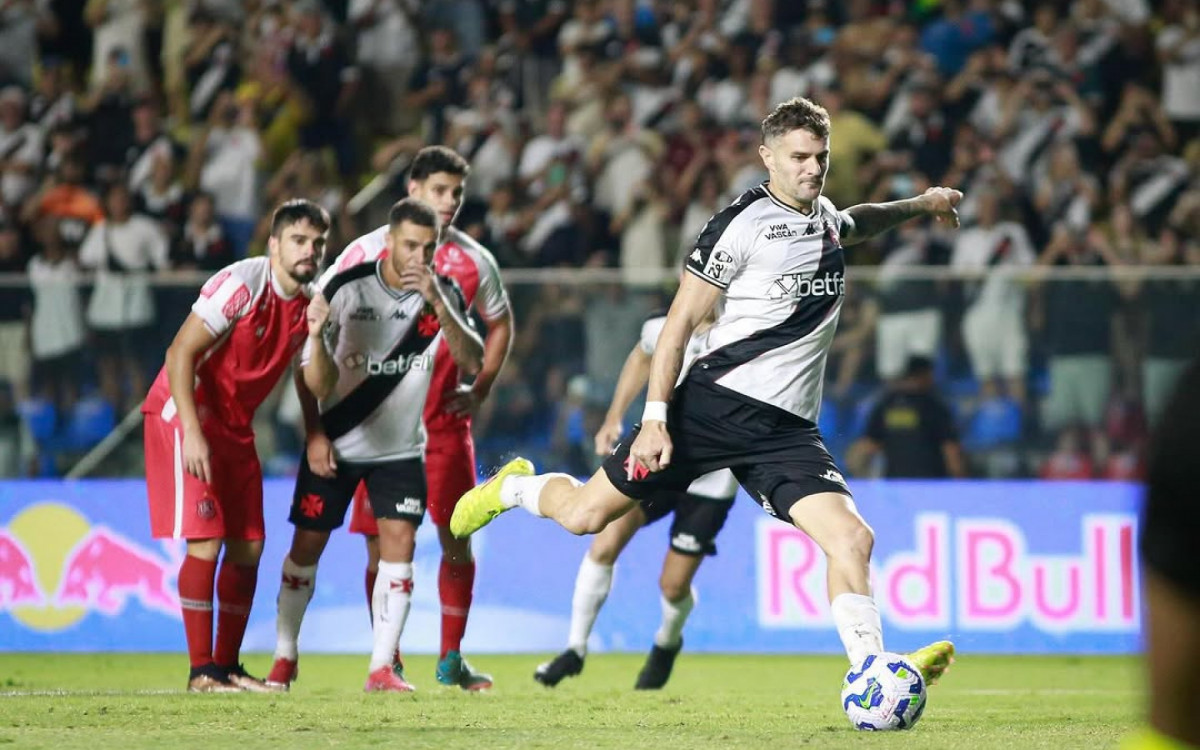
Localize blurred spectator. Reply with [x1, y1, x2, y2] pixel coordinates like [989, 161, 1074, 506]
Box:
[952, 188, 1036, 406]
[874, 222, 948, 381]
[28, 57, 78, 133]
[21, 154, 104, 252]
[919, 0, 996, 77]
[0, 0, 47, 89]
[85, 0, 150, 93]
[818, 84, 886, 207]
[83, 45, 138, 182]
[1040, 426, 1095, 479]
[498, 0, 568, 113]
[135, 152, 186, 242]
[183, 5, 240, 122]
[407, 25, 468, 144]
[172, 191, 230, 271]
[848, 355, 967, 479]
[78, 181, 168, 408]
[185, 90, 260, 256]
[1135, 226, 1200, 425]
[286, 0, 358, 177]
[0, 221, 29, 402]
[996, 68, 1095, 188]
[0, 86, 44, 210]
[1033, 141, 1100, 237]
[1156, 0, 1200, 144]
[349, 0, 420, 137]
[125, 95, 179, 192]
[26, 217, 84, 415]
[1033, 223, 1123, 446]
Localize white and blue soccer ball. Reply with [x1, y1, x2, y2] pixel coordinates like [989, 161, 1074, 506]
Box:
[840, 652, 927, 731]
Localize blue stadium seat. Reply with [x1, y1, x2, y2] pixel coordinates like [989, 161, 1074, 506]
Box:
[65, 397, 116, 452]
[17, 398, 57, 443]
[963, 397, 1023, 451]
[817, 398, 840, 440]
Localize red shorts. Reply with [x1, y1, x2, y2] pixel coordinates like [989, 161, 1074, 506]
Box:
[348, 430, 475, 534]
[144, 413, 264, 540]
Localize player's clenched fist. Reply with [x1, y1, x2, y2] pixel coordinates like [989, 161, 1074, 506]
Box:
[306, 292, 330, 339]
[628, 421, 673, 477]
[921, 186, 964, 228]
[594, 419, 624, 457]
[399, 262, 438, 302]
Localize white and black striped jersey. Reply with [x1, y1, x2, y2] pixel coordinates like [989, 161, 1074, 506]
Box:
[302, 259, 470, 463]
[684, 184, 848, 422]
[638, 313, 738, 501]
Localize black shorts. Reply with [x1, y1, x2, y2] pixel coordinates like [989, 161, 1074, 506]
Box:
[289, 455, 426, 531]
[603, 379, 849, 523]
[1142, 358, 1200, 597]
[640, 491, 733, 557]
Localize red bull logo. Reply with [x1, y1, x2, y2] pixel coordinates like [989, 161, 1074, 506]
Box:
[0, 502, 181, 631]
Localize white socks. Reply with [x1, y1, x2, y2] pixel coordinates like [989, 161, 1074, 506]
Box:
[830, 592, 884, 665]
[500, 473, 581, 517]
[654, 587, 695, 649]
[368, 560, 414, 671]
[274, 556, 317, 661]
[567, 555, 614, 656]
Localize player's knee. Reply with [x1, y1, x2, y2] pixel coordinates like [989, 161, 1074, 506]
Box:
[589, 544, 619, 566]
[563, 507, 609, 536]
[659, 574, 691, 603]
[834, 521, 875, 563]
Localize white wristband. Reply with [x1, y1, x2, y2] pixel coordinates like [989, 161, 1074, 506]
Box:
[642, 401, 668, 424]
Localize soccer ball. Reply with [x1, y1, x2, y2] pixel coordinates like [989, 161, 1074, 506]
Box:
[840, 652, 927, 731]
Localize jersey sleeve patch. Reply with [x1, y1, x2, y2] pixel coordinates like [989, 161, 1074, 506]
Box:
[192, 267, 254, 336]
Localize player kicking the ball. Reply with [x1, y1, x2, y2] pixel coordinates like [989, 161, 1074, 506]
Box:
[143, 200, 330, 692]
[535, 307, 737, 690]
[452, 97, 958, 687]
[266, 199, 483, 692]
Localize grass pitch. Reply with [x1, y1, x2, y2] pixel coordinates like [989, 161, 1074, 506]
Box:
[0, 653, 1140, 749]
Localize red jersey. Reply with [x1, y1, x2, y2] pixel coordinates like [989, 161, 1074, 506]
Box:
[143, 257, 312, 437]
[333, 225, 509, 433]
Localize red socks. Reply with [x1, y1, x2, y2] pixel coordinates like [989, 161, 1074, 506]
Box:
[439, 559, 475, 658]
[213, 562, 257, 668]
[178, 555, 217, 669]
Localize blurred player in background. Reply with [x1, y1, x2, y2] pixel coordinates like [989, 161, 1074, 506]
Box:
[296, 145, 512, 690]
[267, 199, 483, 692]
[452, 97, 962, 688]
[536, 307, 737, 690]
[1122, 358, 1200, 750]
[143, 199, 330, 692]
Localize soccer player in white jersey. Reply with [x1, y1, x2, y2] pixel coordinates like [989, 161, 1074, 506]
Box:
[452, 97, 963, 689]
[281, 146, 512, 690]
[267, 199, 483, 692]
[535, 307, 738, 690]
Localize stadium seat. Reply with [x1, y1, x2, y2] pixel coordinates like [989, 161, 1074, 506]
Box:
[64, 397, 116, 452]
[17, 398, 57, 443]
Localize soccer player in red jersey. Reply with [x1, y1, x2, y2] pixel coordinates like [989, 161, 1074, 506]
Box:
[143, 200, 330, 692]
[267, 146, 512, 691]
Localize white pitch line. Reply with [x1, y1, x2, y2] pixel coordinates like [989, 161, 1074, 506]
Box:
[956, 688, 1138, 696]
[0, 689, 181, 697]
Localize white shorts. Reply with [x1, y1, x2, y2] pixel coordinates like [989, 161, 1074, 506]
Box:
[876, 309, 942, 380]
[962, 305, 1027, 381]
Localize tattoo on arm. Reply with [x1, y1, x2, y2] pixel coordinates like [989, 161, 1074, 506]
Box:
[842, 197, 926, 246]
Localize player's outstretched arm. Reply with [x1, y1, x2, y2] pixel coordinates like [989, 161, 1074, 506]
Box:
[630, 273, 722, 474]
[840, 187, 964, 246]
[165, 313, 219, 483]
[595, 344, 652, 456]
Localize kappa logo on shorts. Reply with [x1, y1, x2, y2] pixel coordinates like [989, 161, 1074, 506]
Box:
[394, 497, 423, 515]
[758, 493, 777, 517]
[821, 469, 847, 487]
[671, 533, 702, 553]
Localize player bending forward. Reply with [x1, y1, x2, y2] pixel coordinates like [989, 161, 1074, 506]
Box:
[536, 307, 737, 690]
[144, 200, 330, 692]
[452, 97, 960, 687]
[272, 146, 511, 690]
[267, 198, 483, 692]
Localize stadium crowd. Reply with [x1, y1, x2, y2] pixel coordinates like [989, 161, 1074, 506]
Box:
[0, 0, 1196, 481]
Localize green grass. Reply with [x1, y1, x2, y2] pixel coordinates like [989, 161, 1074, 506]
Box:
[0, 653, 1142, 749]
